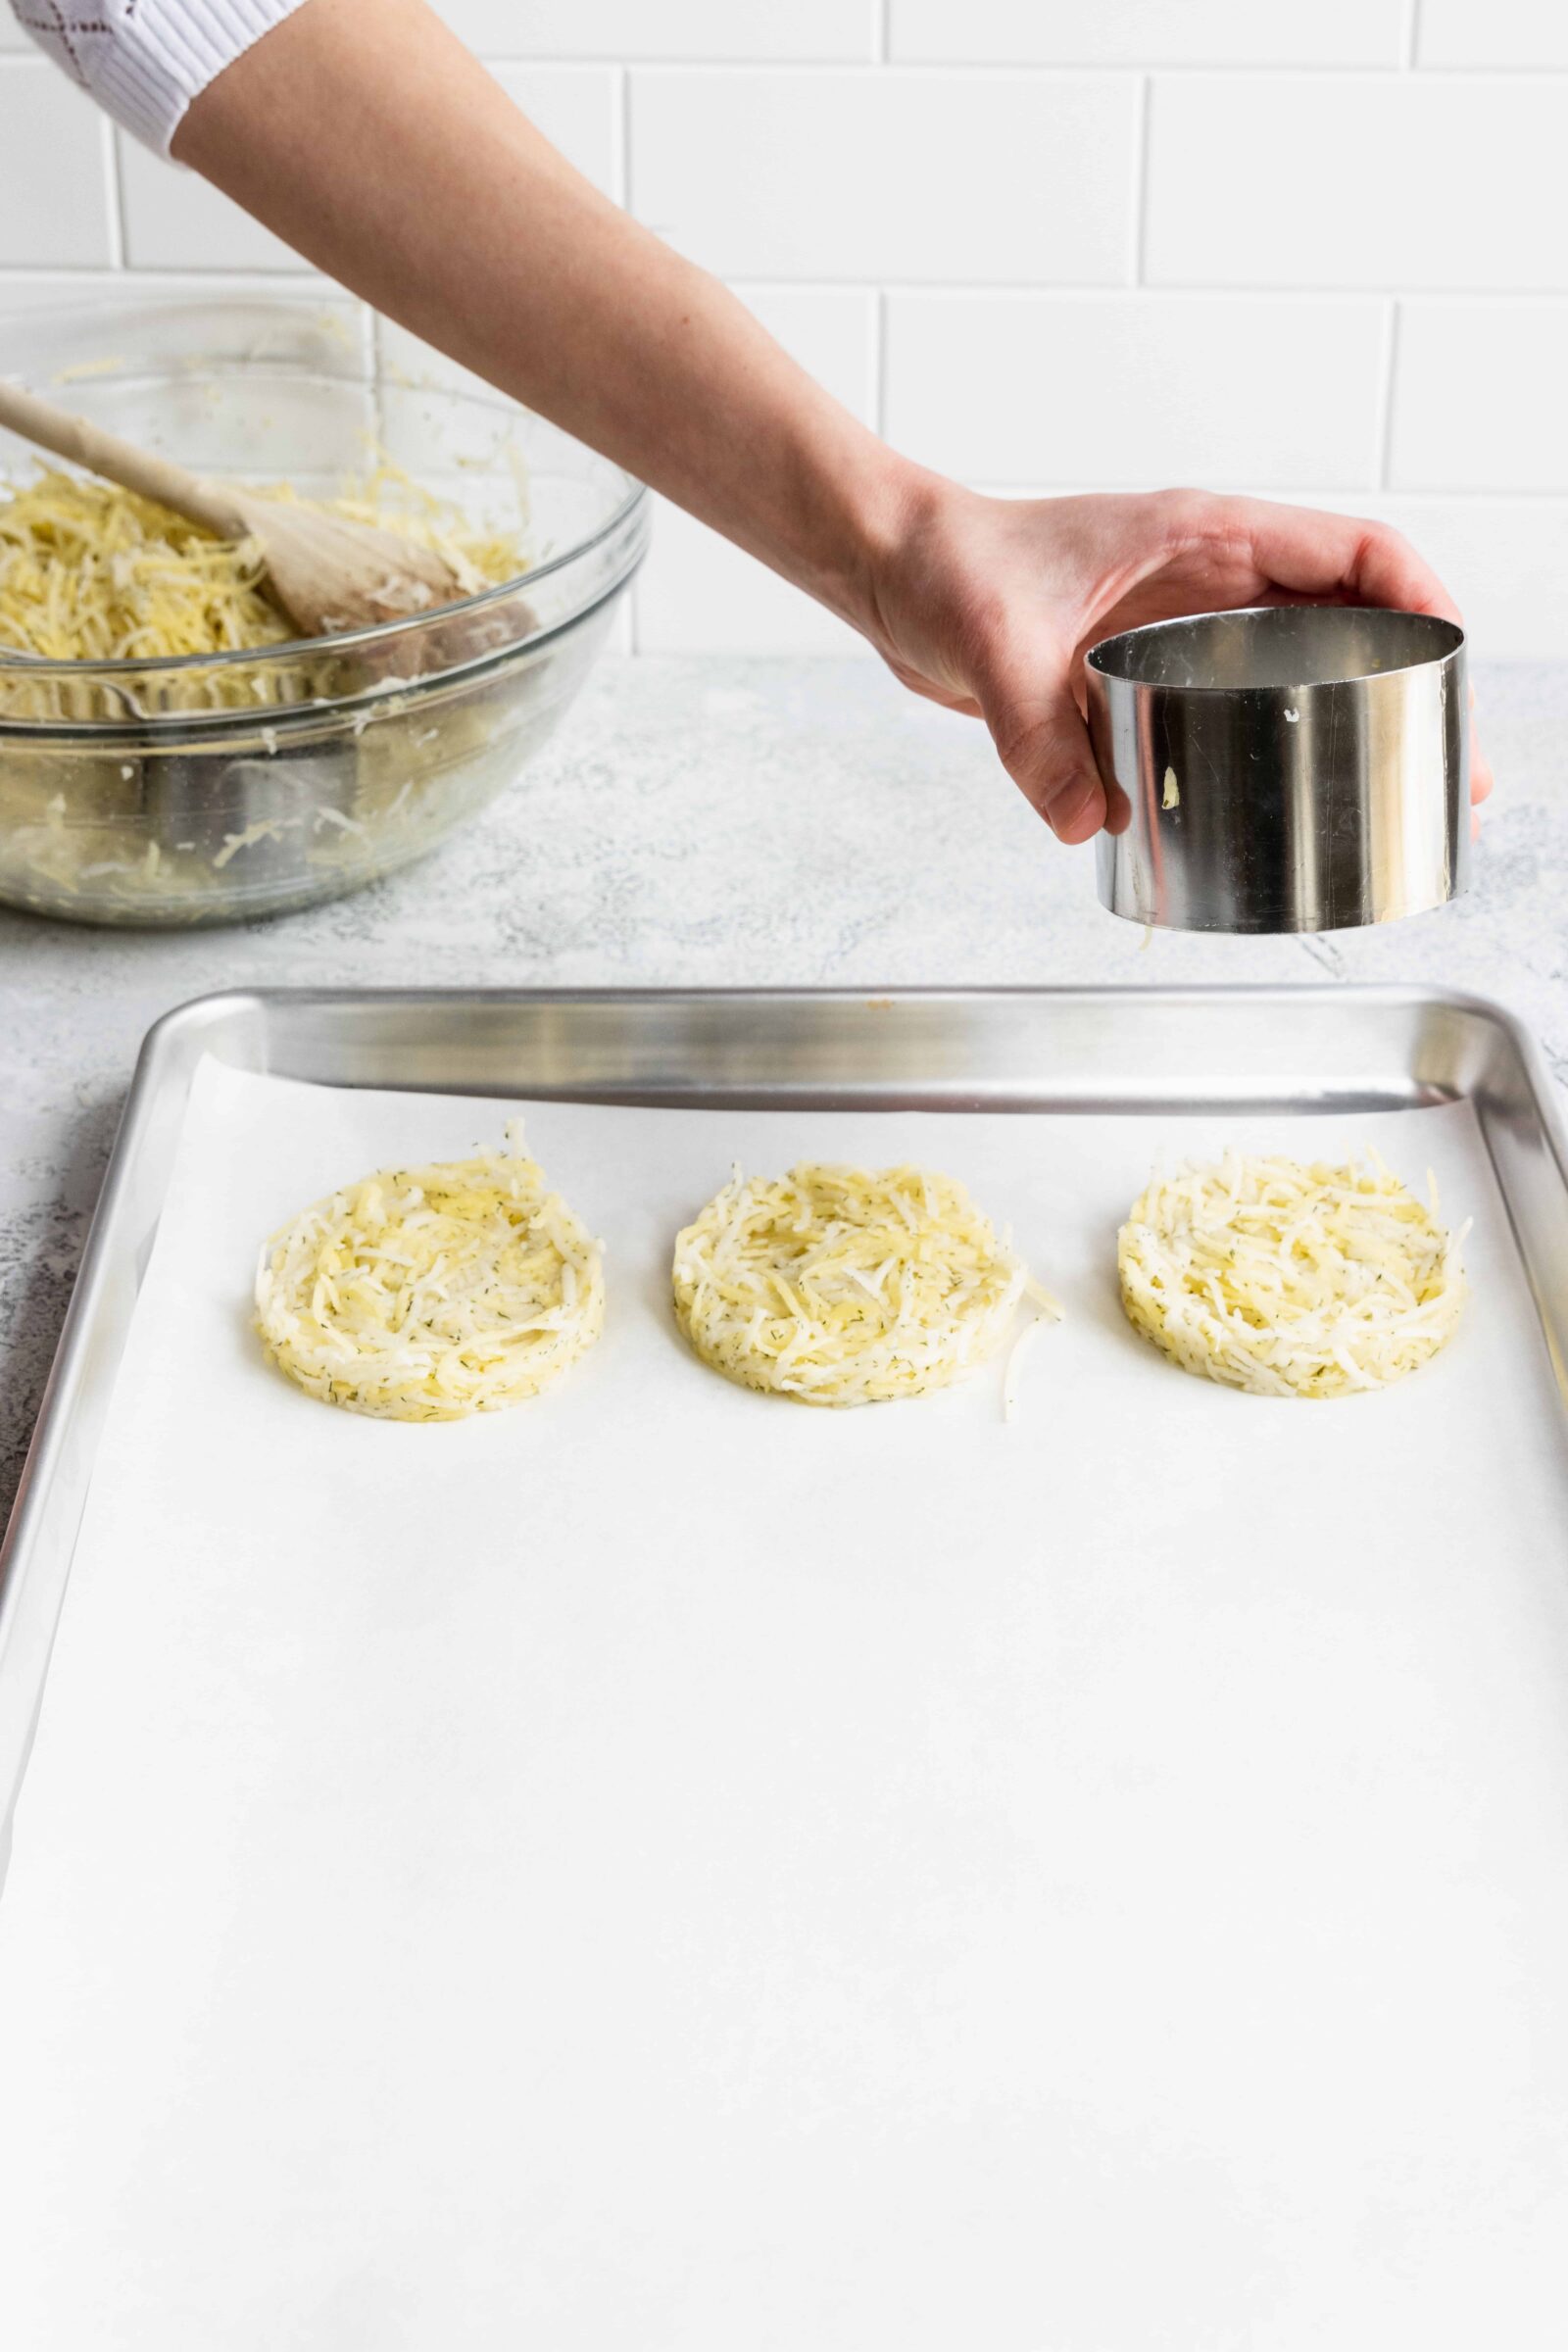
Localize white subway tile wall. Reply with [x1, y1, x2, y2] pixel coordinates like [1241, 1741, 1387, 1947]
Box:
[888, 2, 1408, 69]
[0, 270, 338, 317]
[0, 65, 113, 267]
[1418, 1, 1568, 68]
[487, 64, 620, 193]
[1144, 75, 1568, 291]
[884, 295, 1387, 487]
[0, 2, 1563, 652]
[1391, 301, 1568, 492]
[427, 3, 879, 63]
[629, 71, 1139, 282]
[116, 137, 304, 272]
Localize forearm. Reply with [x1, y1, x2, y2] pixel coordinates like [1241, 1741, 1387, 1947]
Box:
[173, 0, 916, 629]
[158, 0, 1488, 843]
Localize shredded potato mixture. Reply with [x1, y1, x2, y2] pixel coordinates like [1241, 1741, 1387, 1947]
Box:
[255, 1121, 603, 1420]
[1118, 1151, 1467, 1398]
[672, 1161, 1060, 1407]
[0, 465, 525, 662]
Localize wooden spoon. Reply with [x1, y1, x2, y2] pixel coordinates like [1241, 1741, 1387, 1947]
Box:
[0, 376, 466, 639]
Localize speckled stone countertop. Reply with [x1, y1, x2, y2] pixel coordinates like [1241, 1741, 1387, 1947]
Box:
[3, 653, 1564, 1518]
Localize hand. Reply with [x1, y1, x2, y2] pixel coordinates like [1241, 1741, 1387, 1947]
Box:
[167, 4, 1492, 855]
[858, 480, 1494, 844]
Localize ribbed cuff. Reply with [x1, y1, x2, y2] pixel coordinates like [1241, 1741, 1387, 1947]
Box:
[32, 0, 313, 155]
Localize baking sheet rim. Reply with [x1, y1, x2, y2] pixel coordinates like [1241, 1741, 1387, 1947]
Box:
[3, 978, 1566, 1843]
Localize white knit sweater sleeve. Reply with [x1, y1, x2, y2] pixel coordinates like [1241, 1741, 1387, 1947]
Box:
[9, 0, 312, 155]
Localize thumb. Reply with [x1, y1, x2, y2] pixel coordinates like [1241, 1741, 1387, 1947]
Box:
[978, 662, 1108, 845]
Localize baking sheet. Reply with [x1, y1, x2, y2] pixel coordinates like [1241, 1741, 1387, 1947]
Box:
[2, 1053, 1568, 2349]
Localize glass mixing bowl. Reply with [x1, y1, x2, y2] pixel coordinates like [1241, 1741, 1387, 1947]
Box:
[0, 300, 649, 925]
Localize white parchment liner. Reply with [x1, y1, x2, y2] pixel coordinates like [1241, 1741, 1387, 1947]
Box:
[1, 1056, 1566, 2347]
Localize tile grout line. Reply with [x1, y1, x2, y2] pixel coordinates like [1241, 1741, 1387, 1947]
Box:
[3, 260, 1566, 305]
[103, 122, 125, 270]
[345, 57, 1568, 77]
[1405, 0, 1421, 70]
[7, 50, 1568, 74]
[613, 63, 630, 210]
[0, 269, 332, 288]
[1132, 74, 1152, 286]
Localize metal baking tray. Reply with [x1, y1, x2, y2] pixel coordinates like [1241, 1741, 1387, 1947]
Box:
[3, 981, 1567, 1844]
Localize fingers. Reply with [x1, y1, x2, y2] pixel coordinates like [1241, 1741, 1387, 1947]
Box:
[980, 663, 1108, 843]
[1338, 518, 1463, 622]
[1232, 494, 1492, 813]
[1224, 496, 1464, 623]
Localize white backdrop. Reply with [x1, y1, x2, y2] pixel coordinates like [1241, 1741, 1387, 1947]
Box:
[0, 0, 1564, 656]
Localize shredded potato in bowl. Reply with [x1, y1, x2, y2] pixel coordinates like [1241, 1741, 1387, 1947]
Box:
[0, 459, 537, 919]
[0, 308, 640, 927]
[0, 464, 526, 664]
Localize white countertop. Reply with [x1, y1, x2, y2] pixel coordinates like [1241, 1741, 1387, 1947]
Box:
[3, 651, 1565, 1518]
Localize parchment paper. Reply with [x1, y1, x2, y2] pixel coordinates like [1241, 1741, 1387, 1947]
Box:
[2, 1055, 1567, 2350]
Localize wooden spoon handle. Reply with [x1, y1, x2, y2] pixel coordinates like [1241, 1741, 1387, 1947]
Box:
[0, 376, 248, 539]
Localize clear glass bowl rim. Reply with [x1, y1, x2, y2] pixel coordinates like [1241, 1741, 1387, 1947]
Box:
[0, 300, 650, 689]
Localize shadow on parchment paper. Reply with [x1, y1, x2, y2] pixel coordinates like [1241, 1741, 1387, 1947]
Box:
[0, 1091, 123, 1534]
